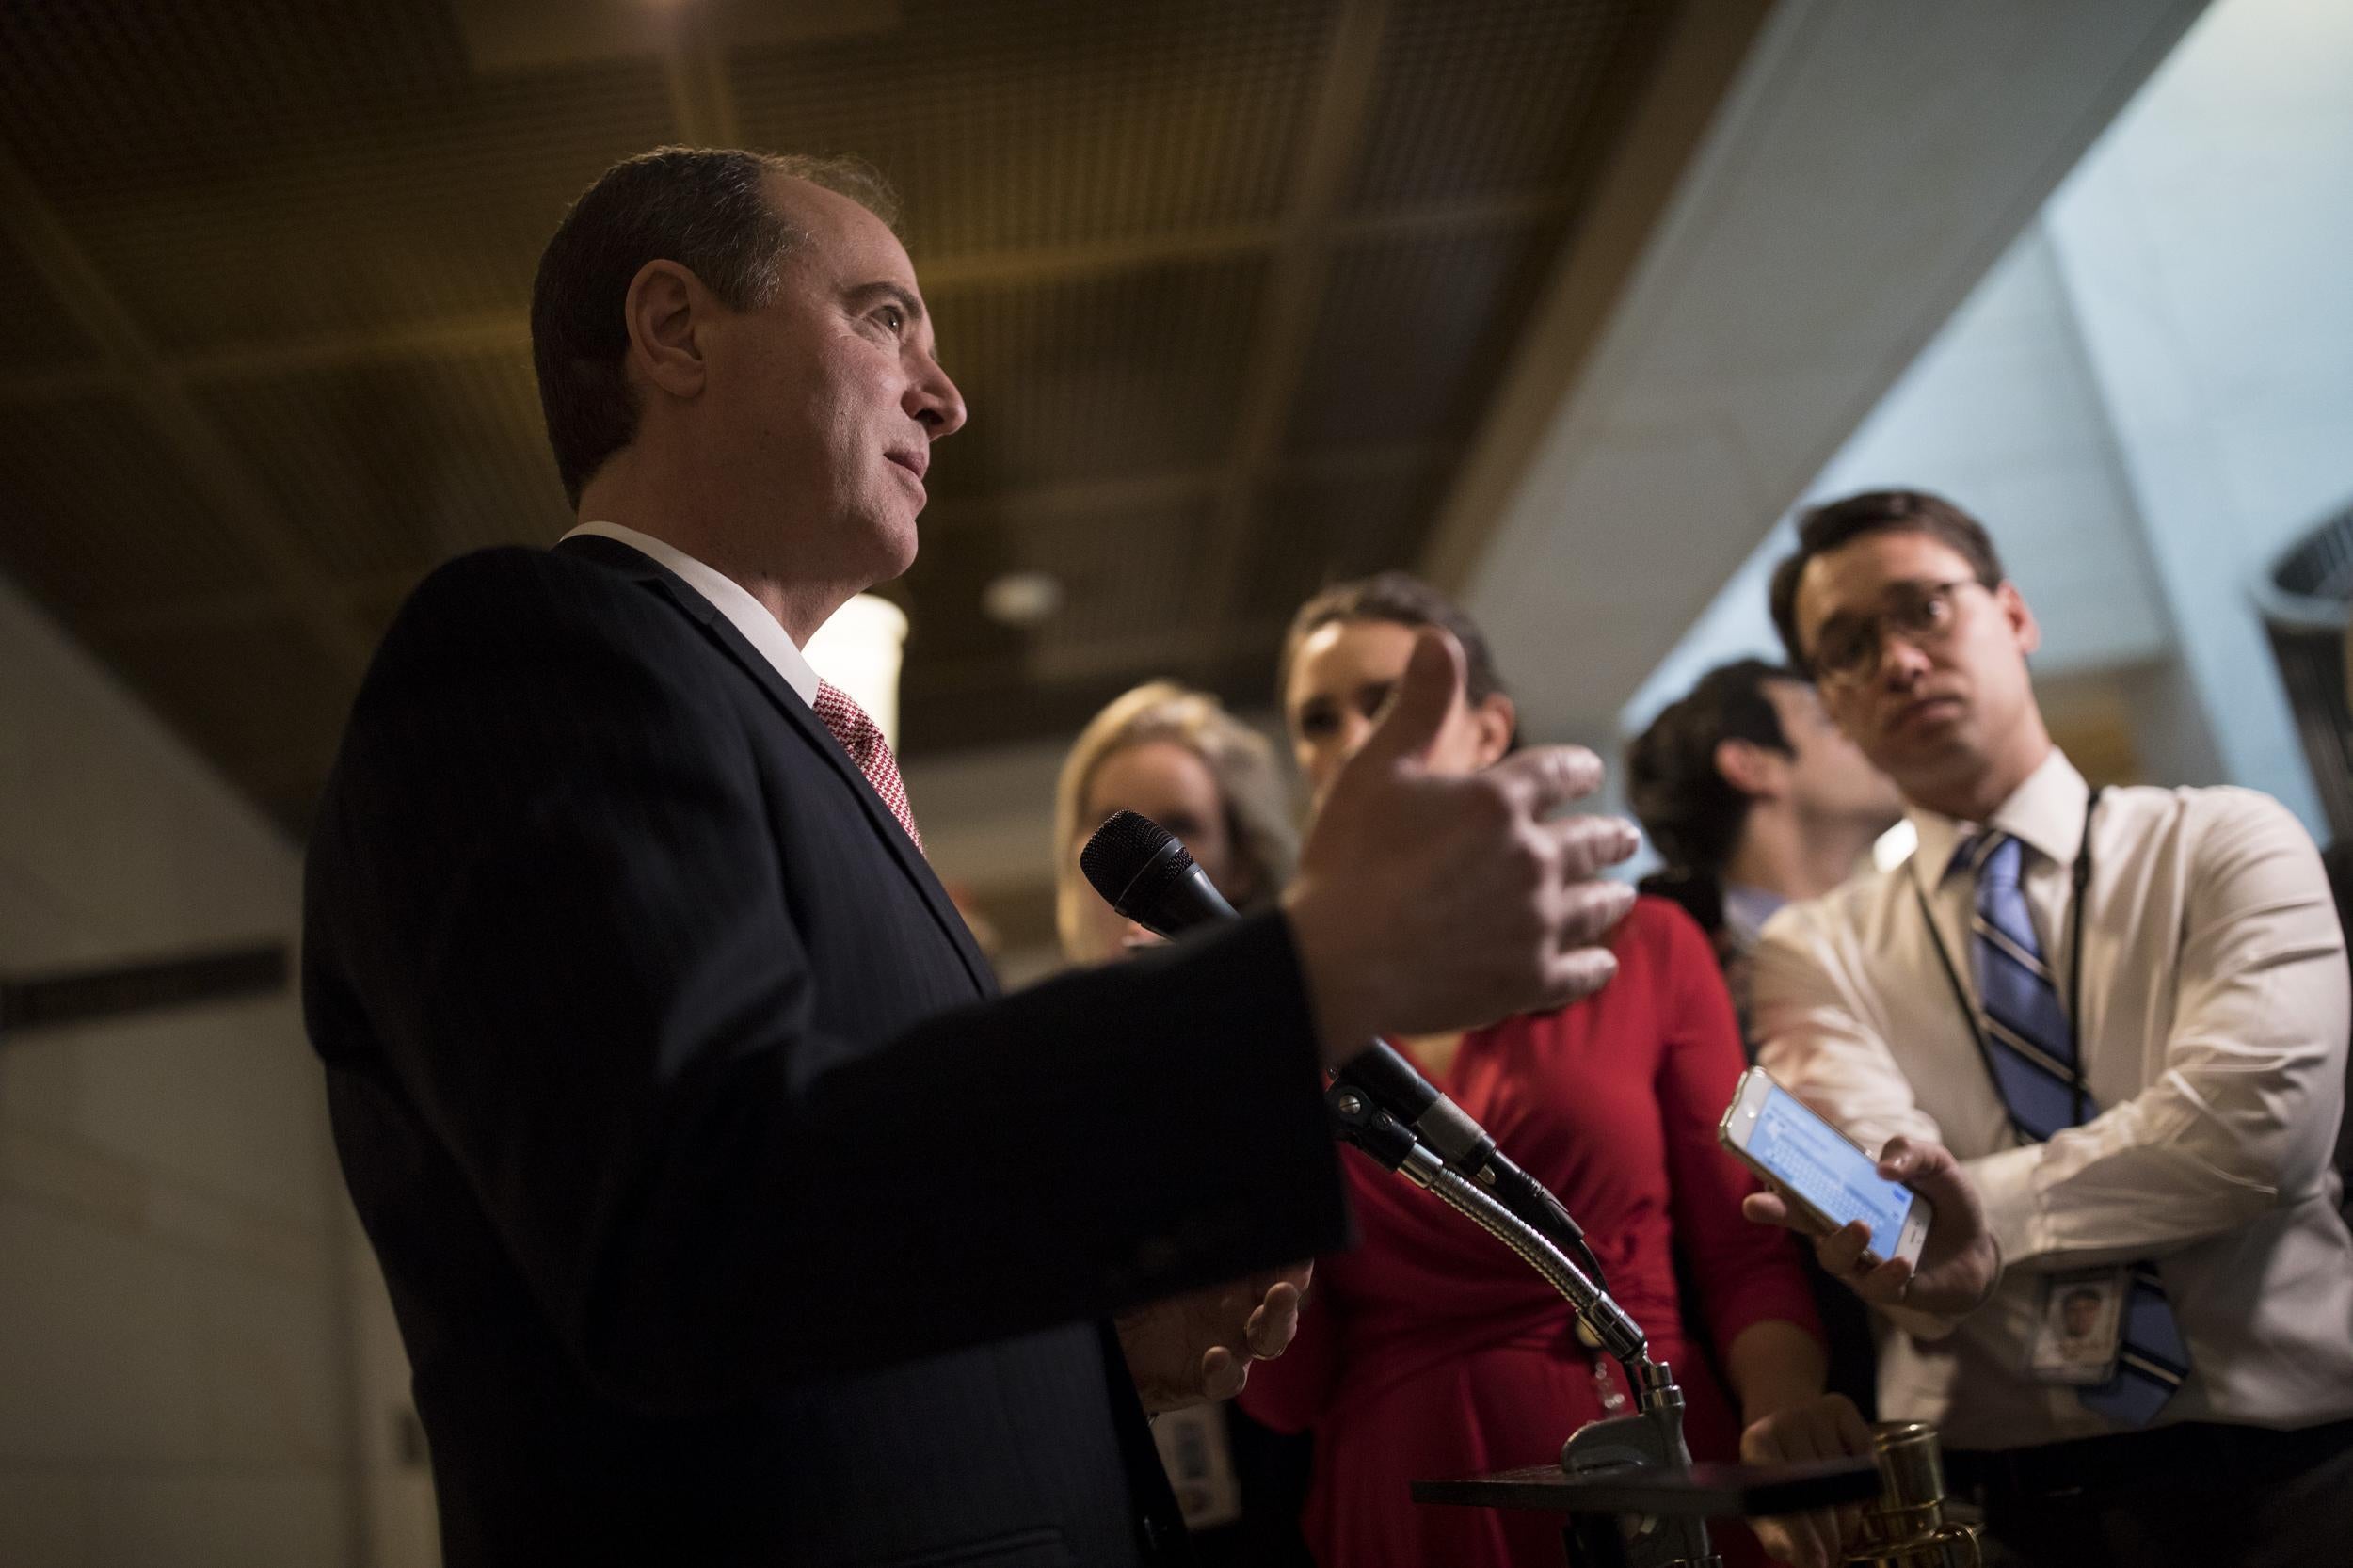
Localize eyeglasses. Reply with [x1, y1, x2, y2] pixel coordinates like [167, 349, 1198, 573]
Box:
[1803, 577, 1985, 685]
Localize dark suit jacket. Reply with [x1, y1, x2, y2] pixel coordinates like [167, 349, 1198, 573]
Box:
[302, 535, 1350, 1566]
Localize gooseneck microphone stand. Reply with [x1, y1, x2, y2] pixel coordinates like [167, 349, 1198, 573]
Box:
[1327, 1085, 1720, 1568]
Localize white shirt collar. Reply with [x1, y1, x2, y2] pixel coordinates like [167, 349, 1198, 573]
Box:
[562, 520, 820, 706]
[1907, 746, 2089, 888]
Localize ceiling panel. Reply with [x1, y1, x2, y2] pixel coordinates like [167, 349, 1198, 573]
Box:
[0, 3, 673, 353]
[901, 493, 1213, 688]
[0, 231, 101, 373]
[1348, 0, 1666, 212]
[731, 0, 1335, 258]
[1239, 458, 1452, 628]
[921, 255, 1268, 502]
[0, 0, 1715, 822]
[194, 348, 567, 581]
[0, 1, 472, 184]
[1287, 220, 1565, 456]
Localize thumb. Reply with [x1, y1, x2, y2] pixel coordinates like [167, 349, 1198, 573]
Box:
[1353, 628, 1464, 772]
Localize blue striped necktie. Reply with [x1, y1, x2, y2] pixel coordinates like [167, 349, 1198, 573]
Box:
[1961, 831, 2190, 1425]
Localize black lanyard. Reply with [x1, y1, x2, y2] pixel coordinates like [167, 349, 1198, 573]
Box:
[1913, 786, 2104, 1141]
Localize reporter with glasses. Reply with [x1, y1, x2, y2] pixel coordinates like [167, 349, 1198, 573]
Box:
[1745, 490, 2353, 1567]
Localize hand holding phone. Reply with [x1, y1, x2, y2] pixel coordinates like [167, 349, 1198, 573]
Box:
[1720, 1067, 1930, 1266]
[1722, 1069, 2001, 1318]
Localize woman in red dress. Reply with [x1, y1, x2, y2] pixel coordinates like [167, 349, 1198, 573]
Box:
[1240, 574, 1834, 1568]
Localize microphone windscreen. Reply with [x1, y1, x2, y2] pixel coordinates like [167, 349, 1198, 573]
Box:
[1080, 809, 1183, 906]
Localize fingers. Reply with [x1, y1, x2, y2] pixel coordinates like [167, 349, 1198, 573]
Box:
[1524, 840, 1639, 1012]
[1538, 944, 1621, 1010]
[1801, 1396, 1875, 1552]
[1244, 1282, 1303, 1360]
[1489, 743, 1608, 819]
[1852, 1256, 1914, 1308]
[1878, 1136, 1961, 1200]
[1813, 1220, 1873, 1278]
[1753, 1519, 1816, 1568]
[1746, 1190, 1831, 1239]
[1542, 811, 1642, 881]
[1832, 1395, 1876, 1454]
[1352, 629, 1464, 771]
[1743, 1407, 1844, 1568]
[1897, 1143, 1972, 1217]
[1555, 874, 1639, 950]
[1198, 1345, 1243, 1403]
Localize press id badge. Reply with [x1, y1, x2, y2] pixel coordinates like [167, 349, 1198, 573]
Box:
[2028, 1267, 2126, 1384]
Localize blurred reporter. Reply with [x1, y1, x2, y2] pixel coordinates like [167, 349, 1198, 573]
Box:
[1750, 489, 2353, 1567]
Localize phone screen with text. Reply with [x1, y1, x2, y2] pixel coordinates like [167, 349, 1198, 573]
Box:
[1750, 1084, 1914, 1259]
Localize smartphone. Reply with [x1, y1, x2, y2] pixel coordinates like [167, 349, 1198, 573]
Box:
[1719, 1066, 1930, 1268]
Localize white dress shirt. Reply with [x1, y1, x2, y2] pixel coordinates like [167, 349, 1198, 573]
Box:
[1753, 747, 2353, 1448]
[562, 520, 820, 705]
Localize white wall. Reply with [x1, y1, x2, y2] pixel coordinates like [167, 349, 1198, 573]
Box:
[0, 574, 399, 1565]
[1454, 0, 2210, 744]
[2042, 0, 2353, 829]
[1623, 224, 2190, 740]
[1626, 0, 2353, 834]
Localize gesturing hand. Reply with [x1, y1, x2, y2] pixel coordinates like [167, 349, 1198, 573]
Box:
[1743, 1136, 2001, 1317]
[1282, 630, 1641, 1064]
[1115, 1263, 1312, 1414]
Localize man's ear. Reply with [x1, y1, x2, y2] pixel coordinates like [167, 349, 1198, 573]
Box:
[1714, 737, 1782, 798]
[1995, 580, 2041, 659]
[623, 259, 708, 402]
[1469, 691, 1516, 769]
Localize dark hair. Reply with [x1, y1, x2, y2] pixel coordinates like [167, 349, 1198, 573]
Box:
[1279, 570, 1510, 713]
[1625, 658, 1801, 875]
[1767, 490, 2006, 670]
[530, 147, 901, 507]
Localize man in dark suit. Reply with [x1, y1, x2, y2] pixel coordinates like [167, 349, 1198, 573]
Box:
[303, 148, 1640, 1566]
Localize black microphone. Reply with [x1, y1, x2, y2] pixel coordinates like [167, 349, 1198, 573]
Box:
[1078, 809, 1595, 1268]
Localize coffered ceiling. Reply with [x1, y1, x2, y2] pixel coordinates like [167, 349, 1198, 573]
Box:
[0, 0, 1723, 833]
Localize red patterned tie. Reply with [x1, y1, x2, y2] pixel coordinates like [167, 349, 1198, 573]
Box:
[810, 680, 922, 853]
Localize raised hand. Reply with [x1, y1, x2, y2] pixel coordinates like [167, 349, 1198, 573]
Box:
[1282, 629, 1641, 1065]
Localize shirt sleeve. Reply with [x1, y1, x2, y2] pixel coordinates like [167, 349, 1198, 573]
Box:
[1969, 791, 2351, 1269]
[1752, 904, 1945, 1154]
[1647, 902, 1824, 1359]
[1751, 900, 1963, 1341]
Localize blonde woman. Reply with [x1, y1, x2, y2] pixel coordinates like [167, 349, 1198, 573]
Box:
[1054, 680, 1313, 1568]
[1055, 681, 1299, 961]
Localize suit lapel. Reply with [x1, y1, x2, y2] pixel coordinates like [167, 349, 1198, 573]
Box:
[554, 536, 997, 997]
